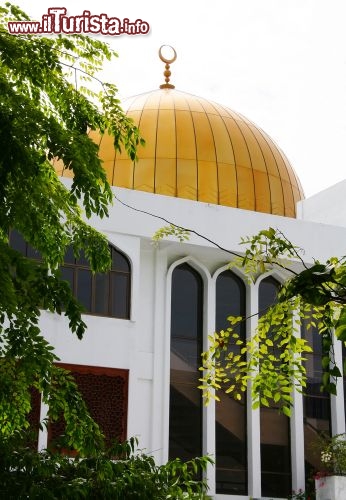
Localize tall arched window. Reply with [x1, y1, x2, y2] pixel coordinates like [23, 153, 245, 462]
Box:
[169, 263, 203, 462]
[302, 320, 331, 485]
[215, 270, 247, 495]
[259, 276, 291, 498]
[9, 230, 131, 319]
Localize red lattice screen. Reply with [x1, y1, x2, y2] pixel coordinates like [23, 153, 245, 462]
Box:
[49, 364, 128, 449]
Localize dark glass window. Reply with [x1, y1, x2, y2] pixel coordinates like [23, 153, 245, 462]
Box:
[259, 277, 292, 498]
[60, 245, 131, 319]
[95, 273, 109, 316]
[76, 269, 92, 311]
[9, 229, 41, 259]
[215, 271, 247, 495]
[258, 276, 279, 316]
[169, 264, 203, 462]
[9, 229, 131, 319]
[302, 320, 331, 485]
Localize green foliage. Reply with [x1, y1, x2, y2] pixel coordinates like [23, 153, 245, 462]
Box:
[153, 222, 346, 413]
[200, 227, 346, 415]
[0, 435, 212, 499]
[0, 3, 143, 450]
[316, 433, 346, 476]
[287, 490, 309, 500]
[234, 227, 304, 281]
[200, 296, 314, 414]
[152, 224, 190, 244]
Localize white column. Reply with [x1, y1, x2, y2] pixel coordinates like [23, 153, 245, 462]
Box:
[204, 276, 216, 497]
[151, 247, 169, 464]
[331, 337, 345, 436]
[38, 400, 49, 451]
[290, 311, 306, 492]
[247, 282, 261, 498]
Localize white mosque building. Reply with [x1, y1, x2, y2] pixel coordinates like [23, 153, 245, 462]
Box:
[13, 49, 346, 499]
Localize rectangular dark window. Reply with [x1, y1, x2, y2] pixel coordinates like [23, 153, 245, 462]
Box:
[111, 273, 130, 319]
[260, 410, 291, 497]
[302, 323, 331, 483]
[76, 269, 92, 311]
[95, 273, 110, 316]
[9, 229, 26, 254]
[60, 266, 74, 291]
[9, 232, 131, 320]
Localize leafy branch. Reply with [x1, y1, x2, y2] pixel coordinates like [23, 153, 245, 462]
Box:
[200, 228, 346, 414]
[149, 211, 346, 414]
[0, 3, 144, 451]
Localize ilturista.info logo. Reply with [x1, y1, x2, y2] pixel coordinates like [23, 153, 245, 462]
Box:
[8, 7, 150, 36]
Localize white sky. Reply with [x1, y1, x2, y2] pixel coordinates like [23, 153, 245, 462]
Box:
[15, 0, 346, 197]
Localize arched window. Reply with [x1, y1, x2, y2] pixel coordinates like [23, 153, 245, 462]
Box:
[259, 276, 291, 498]
[9, 230, 131, 319]
[169, 263, 203, 462]
[302, 319, 331, 484]
[215, 270, 247, 495]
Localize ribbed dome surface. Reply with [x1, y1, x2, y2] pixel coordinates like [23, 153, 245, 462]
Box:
[65, 88, 305, 217]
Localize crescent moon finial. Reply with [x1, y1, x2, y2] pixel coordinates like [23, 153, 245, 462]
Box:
[159, 45, 177, 89]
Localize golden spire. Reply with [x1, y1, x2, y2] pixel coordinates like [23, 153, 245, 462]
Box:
[159, 45, 177, 89]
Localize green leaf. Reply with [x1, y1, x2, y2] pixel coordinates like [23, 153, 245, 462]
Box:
[252, 400, 260, 410]
[282, 406, 291, 417]
[274, 392, 281, 403]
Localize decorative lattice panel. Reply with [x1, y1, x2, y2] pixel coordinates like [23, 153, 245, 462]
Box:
[49, 364, 128, 449]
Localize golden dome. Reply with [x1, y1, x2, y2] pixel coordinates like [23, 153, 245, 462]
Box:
[60, 87, 304, 217]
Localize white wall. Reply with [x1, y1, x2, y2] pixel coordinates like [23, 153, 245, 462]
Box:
[90, 183, 346, 263]
[297, 179, 346, 227]
[40, 181, 346, 498]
